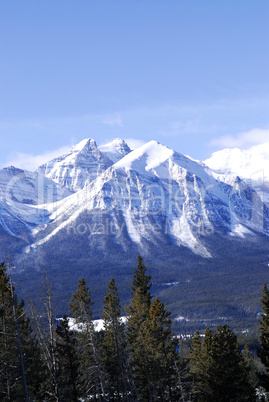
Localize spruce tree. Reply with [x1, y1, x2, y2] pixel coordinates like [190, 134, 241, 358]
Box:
[0, 262, 43, 401]
[69, 278, 106, 400]
[242, 344, 260, 391]
[210, 324, 253, 401]
[102, 278, 133, 400]
[143, 297, 177, 401]
[190, 324, 254, 402]
[55, 314, 79, 401]
[126, 255, 153, 400]
[190, 330, 204, 400]
[259, 282, 269, 391]
[126, 254, 152, 343]
[126, 255, 179, 401]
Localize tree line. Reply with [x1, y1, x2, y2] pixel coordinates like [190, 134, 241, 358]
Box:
[1, 256, 269, 401]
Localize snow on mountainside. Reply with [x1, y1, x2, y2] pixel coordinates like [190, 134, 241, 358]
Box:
[38, 138, 114, 192]
[204, 142, 269, 204]
[0, 138, 268, 266]
[0, 166, 71, 205]
[0, 166, 69, 236]
[23, 140, 269, 261]
[0, 138, 130, 241]
[99, 138, 131, 163]
[1, 138, 269, 330]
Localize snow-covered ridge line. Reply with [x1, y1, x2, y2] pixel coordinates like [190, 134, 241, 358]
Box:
[204, 141, 269, 204]
[1, 137, 269, 264]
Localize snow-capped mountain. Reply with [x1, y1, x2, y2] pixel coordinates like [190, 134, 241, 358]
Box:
[204, 142, 269, 204]
[1, 137, 269, 328]
[1, 139, 268, 257]
[99, 138, 131, 163]
[0, 166, 72, 205]
[0, 166, 71, 237]
[7, 139, 266, 264]
[38, 138, 130, 192]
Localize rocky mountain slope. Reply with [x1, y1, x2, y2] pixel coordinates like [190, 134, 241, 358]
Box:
[38, 138, 130, 191]
[204, 142, 269, 204]
[1, 138, 269, 330]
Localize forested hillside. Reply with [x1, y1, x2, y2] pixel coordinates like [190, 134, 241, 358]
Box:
[1, 257, 269, 401]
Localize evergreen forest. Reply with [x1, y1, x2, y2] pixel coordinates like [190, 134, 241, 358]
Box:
[1, 256, 269, 401]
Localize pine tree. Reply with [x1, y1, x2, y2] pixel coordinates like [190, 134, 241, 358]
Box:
[126, 254, 152, 345]
[126, 256, 179, 401]
[102, 278, 133, 400]
[190, 324, 254, 402]
[142, 297, 177, 401]
[0, 262, 43, 401]
[210, 324, 253, 401]
[55, 315, 79, 401]
[126, 255, 153, 400]
[242, 344, 260, 391]
[260, 282, 269, 389]
[69, 278, 106, 400]
[190, 330, 204, 400]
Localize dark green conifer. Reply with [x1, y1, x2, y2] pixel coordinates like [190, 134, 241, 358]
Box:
[0, 262, 43, 401]
[259, 282, 269, 390]
[126, 256, 179, 401]
[190, 324, 254, 402]
[55, 314, 79, 401]
[190, 330, 204, 399]
[143, 297, 177, 401]
[210, 324, 253, 401]
[102, 278, 133, 400]
[126, 255, 153, 400]
[126, 254, 152, 344]
[242, 344, 260, 391]
[69, 278, 106, 400]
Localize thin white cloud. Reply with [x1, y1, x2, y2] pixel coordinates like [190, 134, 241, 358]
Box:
[210, 128, 269, 149]
[124, 138, 146, 150]
[102, 113, 123, 127]
[3, 145, 71, 171]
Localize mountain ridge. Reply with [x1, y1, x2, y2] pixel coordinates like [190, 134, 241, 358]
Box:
[204, 141, 269, 204]
[1, 138, 269, 330]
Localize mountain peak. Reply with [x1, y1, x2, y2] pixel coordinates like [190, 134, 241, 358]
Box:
[38, 138, 113, 191]
[204, 141, 269, 204]
[113, 140, 174, 175]
[4, 166, 25, 174]
[204, 142, 269, 179]
[71, 138, 98, 154]
[99, 138, 131, 163]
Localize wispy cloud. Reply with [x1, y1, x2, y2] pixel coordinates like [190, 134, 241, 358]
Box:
[1, 95, 268, 165]
[209, 128, 269, 149]
[102, 113, 123, 127]
[4, 145, 71, 171]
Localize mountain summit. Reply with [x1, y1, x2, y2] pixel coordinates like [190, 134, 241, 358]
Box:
[1, 138, 268, 259]
[99, 138, 131, 162]
[1, 138, 269, 328]
[205, 142, 269, 204]
[38, 138, 113, 191]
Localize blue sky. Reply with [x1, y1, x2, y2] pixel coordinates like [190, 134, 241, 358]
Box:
[0, 0, 268, 170]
